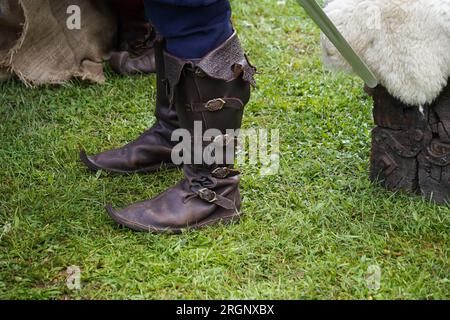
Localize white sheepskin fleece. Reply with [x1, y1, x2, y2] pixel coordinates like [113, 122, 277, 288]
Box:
[321, 0, 450, 106]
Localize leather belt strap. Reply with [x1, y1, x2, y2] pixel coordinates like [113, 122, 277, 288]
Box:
[191, 186, 237, 210]
[191, 134, 238, 146]
[188, 98, 244, 112]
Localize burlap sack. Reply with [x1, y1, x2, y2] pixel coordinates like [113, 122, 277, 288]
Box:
[0, 0, 116, 85]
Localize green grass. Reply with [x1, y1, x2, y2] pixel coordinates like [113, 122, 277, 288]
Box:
[0, 0, 449, 299]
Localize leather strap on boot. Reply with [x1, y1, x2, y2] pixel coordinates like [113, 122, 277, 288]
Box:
[191, 186, 237, 210]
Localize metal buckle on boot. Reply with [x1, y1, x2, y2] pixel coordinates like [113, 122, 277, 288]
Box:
[205, 98, 226, 112]
[211, 167, 230, 179]
[198, 188, 217, 203]
[211, 167, 240, 179]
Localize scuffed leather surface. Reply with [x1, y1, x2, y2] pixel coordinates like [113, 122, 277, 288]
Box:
[197, 32, 256, 86]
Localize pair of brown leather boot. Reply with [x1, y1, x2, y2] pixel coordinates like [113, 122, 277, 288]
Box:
[81, 33, 256, 233]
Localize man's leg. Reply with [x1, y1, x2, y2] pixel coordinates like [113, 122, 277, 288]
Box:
[106, 0, 257, 232]
[143, 0, 233, 59]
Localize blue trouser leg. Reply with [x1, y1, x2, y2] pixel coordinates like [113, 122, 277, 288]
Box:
[143, 0, 233, 59]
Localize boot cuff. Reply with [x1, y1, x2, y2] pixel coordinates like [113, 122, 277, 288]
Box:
[163, 31, 256, 103]
[196, 31, 256, 86]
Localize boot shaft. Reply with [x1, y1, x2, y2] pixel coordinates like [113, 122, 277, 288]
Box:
[162, 32, 256, 169]
[153, 38, 179, 132]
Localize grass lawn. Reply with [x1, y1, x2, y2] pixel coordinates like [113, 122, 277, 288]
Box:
[0, 0, 449, 299]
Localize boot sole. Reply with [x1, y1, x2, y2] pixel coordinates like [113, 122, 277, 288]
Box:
[105, 204, 241, 234]
[80, 149, 178, 175]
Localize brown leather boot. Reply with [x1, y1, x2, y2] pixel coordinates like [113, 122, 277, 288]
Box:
[366, 85, 431, 194]
[108, 8, 157, 75]
[80, 39, 179, 174]
[106, 32, 256, 232]
[417, 82, 450, 204]
[366, 81, 450, 205]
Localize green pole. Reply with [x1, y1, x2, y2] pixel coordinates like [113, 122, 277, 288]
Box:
[296, 0, 378, 88]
